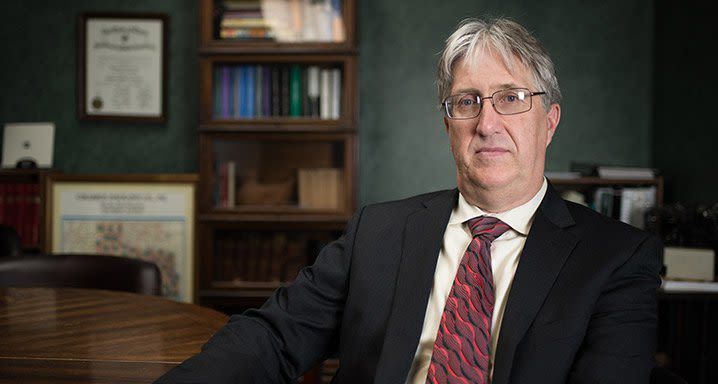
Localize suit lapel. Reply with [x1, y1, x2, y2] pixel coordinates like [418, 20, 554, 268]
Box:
[373, 189, 457, 384]
[492, 185, 578, 384]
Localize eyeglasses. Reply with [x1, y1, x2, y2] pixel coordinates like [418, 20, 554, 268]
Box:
[442, 88, 546, 119]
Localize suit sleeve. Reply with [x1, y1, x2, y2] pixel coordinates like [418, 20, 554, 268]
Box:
[154, 207, 365, 384]
[568, 234, 663, 384]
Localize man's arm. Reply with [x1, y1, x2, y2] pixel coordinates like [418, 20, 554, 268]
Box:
[568, 234, 663, 383]
[155, 207, 365, 383]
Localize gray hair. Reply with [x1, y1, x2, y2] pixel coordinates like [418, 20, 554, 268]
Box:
[437, 18, 561, 110]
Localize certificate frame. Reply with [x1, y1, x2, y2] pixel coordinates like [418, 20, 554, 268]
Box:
[77, 13, 168, 123]
[45, 174, 198, 302]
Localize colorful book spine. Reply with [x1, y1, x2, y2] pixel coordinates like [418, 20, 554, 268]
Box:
[331, 68, 341, 119]
[271, 65, 280, 116]
[213, 66, 222, 118]
[289, 64, 303, 116]
[247, 65, 256, 118]
[263, 65, 272, 117]
[280, 66, 290, 116]
[233, 65, 242, 119]
[255, 65, 264, 118]
[221, 66, 230, 118]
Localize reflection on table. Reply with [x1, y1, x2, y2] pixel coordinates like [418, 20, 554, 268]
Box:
[0, 287, 227, 384]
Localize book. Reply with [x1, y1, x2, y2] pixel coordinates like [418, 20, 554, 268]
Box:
[271, 65, 280, 116]
[592, 187, 615, 217]
[330, 0, 345, 42]
[280, 65, 290, 116]
[227, 65, 235, 117]
[221, 66, 231, 118]
[307, 66, 320, 117]
[289, 64, 303, 116]
[301, 0, 318, 41]
[302, 66, 310, 117]
[255, 65, 264, 118]
[262, 65, 272, 117]
[247, 65, 256, 117]
[232, 65, 244, 119]
[227, 161, 236, 207]
[320, 68, 331, 119]
[213, 66, 222, 118]
[330, 68, 341, 119]
[218, 162, 228, 207]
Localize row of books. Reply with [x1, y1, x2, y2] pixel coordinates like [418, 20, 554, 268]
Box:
[213, 232, 330, 283]
[217, 0, 345, 42]
[213, 64, 342, 120]
[218, 0, 274, 40]
[560, 186, 657, 230]
[0, 183, 41, 246]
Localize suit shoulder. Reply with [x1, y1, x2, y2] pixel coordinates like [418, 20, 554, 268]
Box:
[357, 189, 455, 224]
[364, 189, 454, 211]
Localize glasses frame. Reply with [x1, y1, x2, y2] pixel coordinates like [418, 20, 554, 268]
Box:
[442, 88, 546, 119]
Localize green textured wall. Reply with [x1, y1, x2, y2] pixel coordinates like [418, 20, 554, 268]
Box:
[358, 0, 654, 204]
[653, 2, 718, 204]
[0, 0, 198, 174]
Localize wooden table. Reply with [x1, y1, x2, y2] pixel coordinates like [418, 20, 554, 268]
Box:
[0, 287, 228, 383]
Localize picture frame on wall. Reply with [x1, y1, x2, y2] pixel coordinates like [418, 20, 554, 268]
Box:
[45, 174, 197, 302]
[77, 13, 168, 122]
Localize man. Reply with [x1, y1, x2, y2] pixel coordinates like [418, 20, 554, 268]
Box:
[157, 18, 661, 384]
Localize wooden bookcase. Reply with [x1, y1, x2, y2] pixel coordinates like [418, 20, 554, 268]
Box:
[196, 0, 358, 317]
[0, 169, 60, 253]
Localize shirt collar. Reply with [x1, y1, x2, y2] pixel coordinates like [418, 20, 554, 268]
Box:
[449, 178, 548, 236]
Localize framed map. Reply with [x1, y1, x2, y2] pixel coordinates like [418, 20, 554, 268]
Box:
[46, 174, 197, 302]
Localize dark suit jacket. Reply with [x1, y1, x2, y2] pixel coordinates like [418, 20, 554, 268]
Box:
[157, 185, 662, 384]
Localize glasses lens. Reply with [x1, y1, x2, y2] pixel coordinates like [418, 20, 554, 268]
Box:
[447, 94, 480, 119]
[493, 88, 531, 115]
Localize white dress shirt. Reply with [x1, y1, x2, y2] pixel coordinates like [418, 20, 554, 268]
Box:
[405, 179, 548, 383]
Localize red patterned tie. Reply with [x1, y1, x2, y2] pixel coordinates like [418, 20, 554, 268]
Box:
[426, 216, 510, 384]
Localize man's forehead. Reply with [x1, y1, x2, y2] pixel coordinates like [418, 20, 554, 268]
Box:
[453, 50, 533, 92]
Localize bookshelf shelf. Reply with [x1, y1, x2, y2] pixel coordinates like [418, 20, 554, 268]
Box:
[199, 44, 359, 55]
[199, 119, 355, 133]
[548, 176, 663, 186]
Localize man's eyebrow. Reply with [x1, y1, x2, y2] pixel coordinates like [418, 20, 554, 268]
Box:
[451, 83, 522, 95]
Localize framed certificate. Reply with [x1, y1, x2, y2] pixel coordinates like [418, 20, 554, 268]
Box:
[45, 174, 197, 302]
[77, 13, 168, 122]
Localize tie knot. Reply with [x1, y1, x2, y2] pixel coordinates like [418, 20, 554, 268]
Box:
[467, 216, 510, 243]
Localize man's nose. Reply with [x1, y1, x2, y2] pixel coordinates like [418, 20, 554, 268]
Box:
[475, 101, 502, 136]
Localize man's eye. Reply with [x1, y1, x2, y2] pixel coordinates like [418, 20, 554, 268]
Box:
[458, 97, 476, 106]
[502, 93, 519, 102]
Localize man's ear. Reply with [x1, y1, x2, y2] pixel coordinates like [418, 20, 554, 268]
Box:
[545, 103, 560, 147]
[444, 116, 450, 133]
